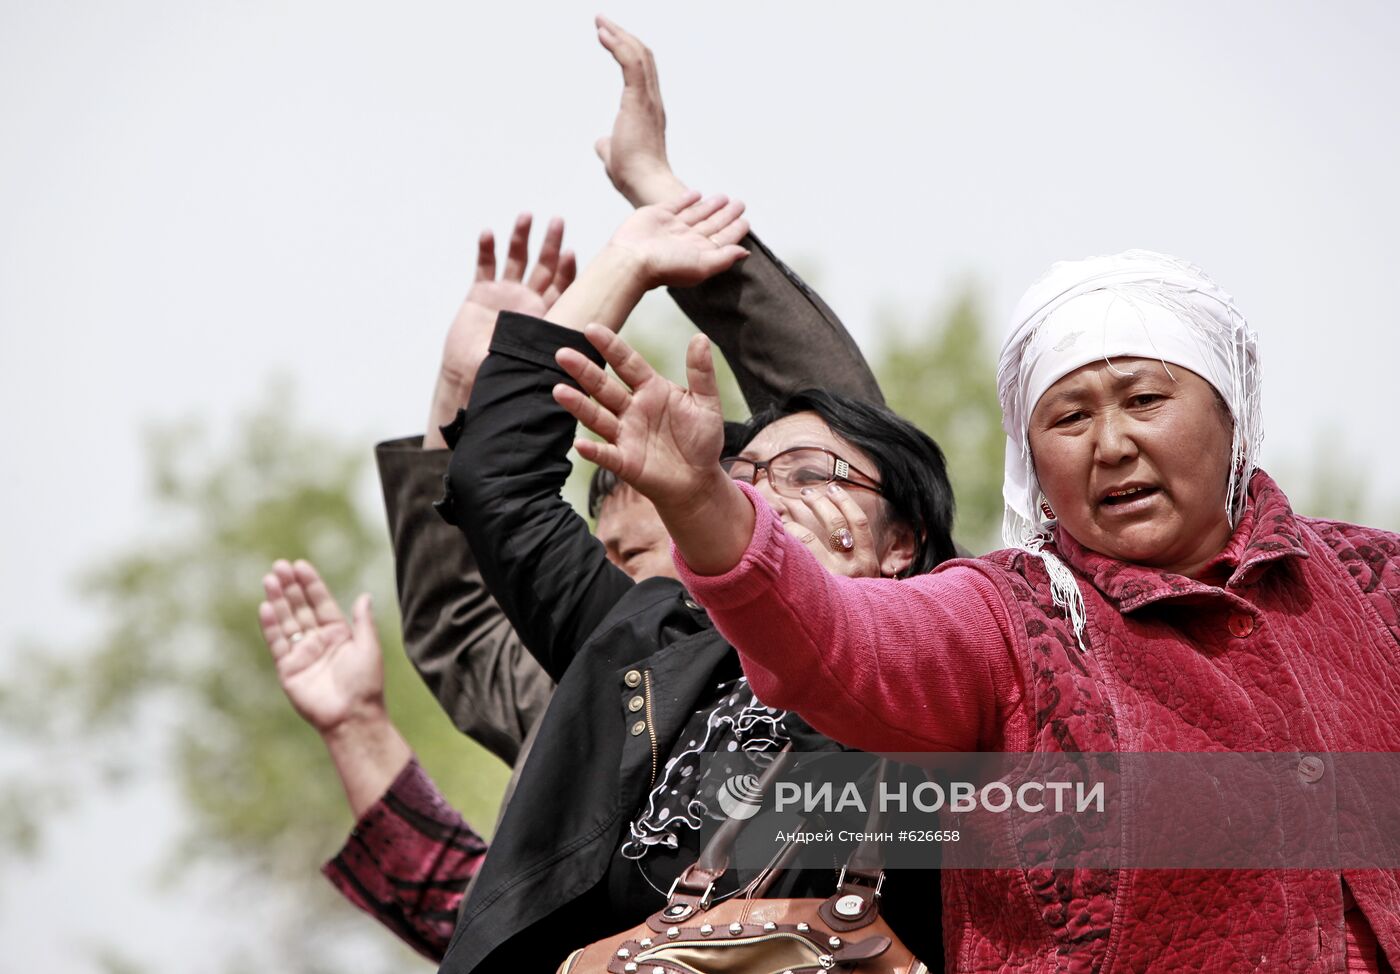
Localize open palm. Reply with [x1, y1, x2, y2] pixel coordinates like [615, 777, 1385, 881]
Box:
[258, 559, 383, 734]
[608, 192, 749, 289]
[554, 325, 725, 510]
[593, 15, 679, 207]
[441, 214, 576, 386]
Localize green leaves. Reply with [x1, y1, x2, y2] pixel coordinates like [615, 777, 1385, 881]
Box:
[0, 382, 505, 938]
[875, 285, 1005, 555]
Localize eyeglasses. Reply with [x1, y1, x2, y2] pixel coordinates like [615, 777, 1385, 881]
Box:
[720, 447, 882, 498]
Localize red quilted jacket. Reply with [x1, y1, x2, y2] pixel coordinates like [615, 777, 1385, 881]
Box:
[677, 472, 1400, 972]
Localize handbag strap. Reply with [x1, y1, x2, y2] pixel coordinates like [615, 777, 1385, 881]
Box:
[843, 756, 892, 879]
[669, 743, 796, 905]
[670, 748, 897, 910]
[818, 759, 892, 930]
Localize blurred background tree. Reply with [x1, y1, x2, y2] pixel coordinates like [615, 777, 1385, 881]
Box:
[872, 284, 1005, 554]
[0, 384, 504, 972]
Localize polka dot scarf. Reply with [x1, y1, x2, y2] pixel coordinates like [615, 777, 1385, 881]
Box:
[620, 677, 789, 860]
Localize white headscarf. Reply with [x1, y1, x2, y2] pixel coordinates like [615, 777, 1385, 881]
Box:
[995, 250, 1262, 648]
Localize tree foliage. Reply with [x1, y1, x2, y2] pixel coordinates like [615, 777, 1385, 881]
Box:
[871, 285, 1006, 554]
[0, 384, 507, 969]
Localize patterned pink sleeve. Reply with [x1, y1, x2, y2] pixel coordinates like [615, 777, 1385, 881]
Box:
[1306, 517, 1400, 642]
[322, 758, 486, 961]
[674, 480, 1029, 753]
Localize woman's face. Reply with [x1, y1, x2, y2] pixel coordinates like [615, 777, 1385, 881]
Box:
[1028, 357, 1234, 577]
[737, 411, 914, 577]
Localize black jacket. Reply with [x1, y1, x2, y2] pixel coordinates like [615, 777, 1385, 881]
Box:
[385, 233, 883, 767]
[435, 314, 941, 974]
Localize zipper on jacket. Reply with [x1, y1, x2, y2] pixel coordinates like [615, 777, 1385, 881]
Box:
[641, 669, 659, 789]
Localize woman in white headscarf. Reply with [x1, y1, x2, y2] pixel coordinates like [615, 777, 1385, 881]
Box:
[552, 249, 1400, 972]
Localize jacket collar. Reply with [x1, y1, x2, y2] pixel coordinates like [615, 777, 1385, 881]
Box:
[1049, 470, 1309, 613]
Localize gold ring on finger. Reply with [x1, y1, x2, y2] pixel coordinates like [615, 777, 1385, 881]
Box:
[829, 528, 854, 552]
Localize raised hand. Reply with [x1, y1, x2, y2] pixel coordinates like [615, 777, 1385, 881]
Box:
[427, 214, 576, 446]
[594, 16, 686, 207]
[258, 559, 384, 736]
[609, 190, 750, 289]
[541, 190, 749, 336]
[553, 325, 727, 511]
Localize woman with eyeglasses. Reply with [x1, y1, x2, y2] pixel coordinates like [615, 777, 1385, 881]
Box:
[723, 391, 956, 580]
[429, 191, 955, 974]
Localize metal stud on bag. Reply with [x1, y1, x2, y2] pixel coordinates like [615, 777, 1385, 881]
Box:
[728, 922, 743, 935]
[623, 964, 637, 974]
[763, 921, 777, 932]
[665, 927, 679, 939]
[699, 924, 713, 936]
[835, 893, 865, 917]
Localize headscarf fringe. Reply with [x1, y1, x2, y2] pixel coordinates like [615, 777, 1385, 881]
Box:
[1004, 505, 1088, 654]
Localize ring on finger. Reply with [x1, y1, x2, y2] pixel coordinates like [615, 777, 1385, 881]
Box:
[828, 528, 855, 552]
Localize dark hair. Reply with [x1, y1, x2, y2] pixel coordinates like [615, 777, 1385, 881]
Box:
[588, 420, 751, 519]
[741, 389, 957, 577]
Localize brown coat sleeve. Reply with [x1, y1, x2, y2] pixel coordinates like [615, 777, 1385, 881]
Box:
[375, 437, 553, 766]
[667, 232, 884, 411]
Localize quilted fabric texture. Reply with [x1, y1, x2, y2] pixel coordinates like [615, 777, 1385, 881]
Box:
[678, 472, 1400, 973]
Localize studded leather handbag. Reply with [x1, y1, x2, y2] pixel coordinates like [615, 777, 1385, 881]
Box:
[556, 749, 930, 974]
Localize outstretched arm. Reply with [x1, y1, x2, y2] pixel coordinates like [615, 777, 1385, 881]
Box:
[259, 559, 489, 960]
[441, 194, 749, 681]
[426, 214, 576, 447]
[553, 330, 1023, 753]
[388, 217, 569, 763]
[594, 16, 883, 409]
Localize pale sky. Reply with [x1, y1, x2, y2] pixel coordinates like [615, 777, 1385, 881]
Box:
[3, 1, 1398, 969]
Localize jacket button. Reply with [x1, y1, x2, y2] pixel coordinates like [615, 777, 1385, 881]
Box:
[1298, 755, 1325, 784]
[630, 720, 647, 736]
[1227, 613, 1254, 638]
[624, 669, 642, 688]
[627, 695, 645, 713]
